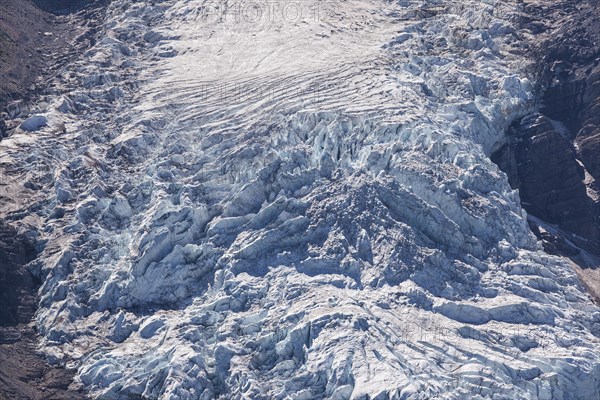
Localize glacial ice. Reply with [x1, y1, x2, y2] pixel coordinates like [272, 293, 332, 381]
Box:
[0, 0, 598, 398]
[19, 114, 48, 132]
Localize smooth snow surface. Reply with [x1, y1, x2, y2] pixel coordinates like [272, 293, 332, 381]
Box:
[1, 0, 599, 398]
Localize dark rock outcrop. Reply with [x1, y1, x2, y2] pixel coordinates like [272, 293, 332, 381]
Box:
[493, 113, 600, 253]
[0, 223, 36, 326]
[492, 0, 600, 258]
[575, 69, 600, 180]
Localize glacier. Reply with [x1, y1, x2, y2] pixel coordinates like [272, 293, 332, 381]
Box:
[0, 0, 599, 398]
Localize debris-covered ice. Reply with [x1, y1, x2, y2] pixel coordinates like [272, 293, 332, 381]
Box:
[0, 0, 598, 398]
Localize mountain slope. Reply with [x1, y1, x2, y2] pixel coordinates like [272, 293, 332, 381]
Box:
[0, 0, 599, 399]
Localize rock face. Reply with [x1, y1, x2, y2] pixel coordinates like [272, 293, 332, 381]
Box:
[492, 0, 600, 256]
[0, 223, 36, 326]
[492, 114, 599, 253]
[0, 0, 599, 399]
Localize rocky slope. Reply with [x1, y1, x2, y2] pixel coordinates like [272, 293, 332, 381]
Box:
[0, 0, 599, 399]
[0, 0, 105, 136]
[0, 217, 85, 400]
[491, 0, 600, 300]
[0, 1, 103, 398]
